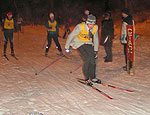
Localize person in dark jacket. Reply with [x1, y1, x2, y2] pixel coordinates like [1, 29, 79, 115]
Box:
[1, 12, 17, 56]
[45, 12, 63, 56]
[62, 18, 72, 39]
[101, 12, 114, 62]
[120, 8, 134, 71]
[81, 9, 90, 22]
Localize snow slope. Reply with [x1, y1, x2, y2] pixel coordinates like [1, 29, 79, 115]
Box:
[0, 21, 150, 115]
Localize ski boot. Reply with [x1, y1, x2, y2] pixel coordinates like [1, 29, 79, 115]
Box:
[45, 51, 48, 57]
[60, 51, 64, 56]
[86, 79, 93, 86]
[3, 51, 6, 56]
[11, 51, 15, 56]
[92, 78, 101, 84]
[122, 65, 127, 71]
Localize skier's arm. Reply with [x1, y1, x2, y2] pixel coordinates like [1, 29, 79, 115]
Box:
[65, 24, 81, 50]
[45, 21, 52, 29]
[1, 19, 4, 31]
[13, 18, 17, 32]
[121, 22, 127, 44]
[56, 22, 59, 36]
[93, 25, 99, 52]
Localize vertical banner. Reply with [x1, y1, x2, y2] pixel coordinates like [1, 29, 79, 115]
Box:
[126, 25, 134, 61]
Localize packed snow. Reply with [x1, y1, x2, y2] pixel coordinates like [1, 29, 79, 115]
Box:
[0, 19, 150, 115]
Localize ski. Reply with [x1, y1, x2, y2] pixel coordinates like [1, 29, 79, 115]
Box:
[77, 78, 133, 92]
[4, 55, 9, 61]
[78, 80, 113, 99]
[101, 83, 133, 92]
[56, 53, 72, 59]
[11, 55, 19, 60]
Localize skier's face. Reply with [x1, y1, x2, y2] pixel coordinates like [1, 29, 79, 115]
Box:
[84, 10, 89, 15]
[49, 13, 54, 20]
[8, 16, 12, 20]
[122, 13, 128, 18]
[50, 16, 54, 20]
[87, 24, 94, 30]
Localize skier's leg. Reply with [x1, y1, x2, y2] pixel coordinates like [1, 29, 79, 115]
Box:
[124, 44, 127, 64]
[106, 45, 112, 61]
[53, 35, 62, 54]
[123, 44, 127, 70]
[62, 31, 67, 39]
[3, 31, 8, 56]
[78, 45, 91, 80]
[8, 32, 14, 55]
[45, 33, 52, 56]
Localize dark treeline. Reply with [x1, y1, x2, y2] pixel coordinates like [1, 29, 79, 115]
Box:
[0, 0, 149, 25]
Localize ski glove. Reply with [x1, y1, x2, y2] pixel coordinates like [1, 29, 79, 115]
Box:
[120, 34, 127, 44]
[65, 49, 70, 53]
[135, 34, 139, 41]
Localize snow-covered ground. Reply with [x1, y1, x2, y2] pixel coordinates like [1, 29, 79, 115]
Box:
[0, 20, 150, 115]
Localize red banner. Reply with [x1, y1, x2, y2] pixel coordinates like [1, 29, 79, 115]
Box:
[126, 25, 134, 61]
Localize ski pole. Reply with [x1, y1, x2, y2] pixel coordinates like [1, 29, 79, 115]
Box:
[70, 64, 82, 73]
[17, 30, 20, 47]
[35, 52, 67, 75]
[42, 38, 47, 49]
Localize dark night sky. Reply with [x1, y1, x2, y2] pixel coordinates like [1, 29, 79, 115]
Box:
[0, 0, 149, 24]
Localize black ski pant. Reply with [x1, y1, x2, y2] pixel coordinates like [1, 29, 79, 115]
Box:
[46, 33, 62, 53]
[78, 44, 96, 80]
[124, 44, 132, 68]
[3, 30, 14, 54]
[104, 44, 112, 61]
[18, 24, 21, 32]
[63, 28, 70, 39]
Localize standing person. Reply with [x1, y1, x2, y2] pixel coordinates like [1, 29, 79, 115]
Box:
[101, 12, 114, 62]
[45, 12, 63, 56]
[120, 8, 134, 71]
[62, 18, 72, 39]
[65, 14, 101, 85]
[81, 9, 90, 22]
[17, 15, 23, 32]
[1, 12, 17, 56]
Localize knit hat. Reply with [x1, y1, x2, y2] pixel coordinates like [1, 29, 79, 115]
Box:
[86, 14, 96, 24]
[7, 12, 12, 17]
[122, 8, 130, 15]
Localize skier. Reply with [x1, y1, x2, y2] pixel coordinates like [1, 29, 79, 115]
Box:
[65, 14, 101, 85]
[100, 12, 114, 62]
[1, 12, 17, 56]
[45, 12, 63, 56]
[120, 8, 134, 71]
[62, 18, 72, 39]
